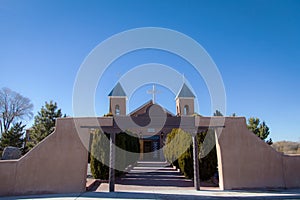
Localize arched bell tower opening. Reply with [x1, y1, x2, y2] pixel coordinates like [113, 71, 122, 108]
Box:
[115, 104, 120, 115]
[183, 105, 189, 115]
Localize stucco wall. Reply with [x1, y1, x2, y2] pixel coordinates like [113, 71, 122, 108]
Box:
[0, 116, 299, 196]
[0, 161, 17, 196]
[0, 118, 89, 196]
[217, 117, 300, 190]
[283, 155, 300, 188]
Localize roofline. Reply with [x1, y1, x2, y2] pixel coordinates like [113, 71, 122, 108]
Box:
[175, 83, 196, 98]
[152, 102, 175, 116]
[128, 100, 175, 117]
[108, 82, 127, 97]
[129, 100, 153, 116]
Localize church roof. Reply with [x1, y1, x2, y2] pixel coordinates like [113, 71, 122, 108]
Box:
[129, 100, 174, 117]
[108, 82, 126, 97]
[176, 83, 195, 98]
[130, 100, 153, 116]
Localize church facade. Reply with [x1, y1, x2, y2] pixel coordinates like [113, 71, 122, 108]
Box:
[107, 82, 196, 160]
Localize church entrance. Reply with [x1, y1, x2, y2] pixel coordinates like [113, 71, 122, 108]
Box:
[140, 135, 161, 161]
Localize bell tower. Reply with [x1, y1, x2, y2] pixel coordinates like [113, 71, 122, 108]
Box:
[176, 83, 195, 116]
[108, 82, 127, 116]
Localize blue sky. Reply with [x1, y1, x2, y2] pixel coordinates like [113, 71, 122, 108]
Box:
[1, 0, 300, 142]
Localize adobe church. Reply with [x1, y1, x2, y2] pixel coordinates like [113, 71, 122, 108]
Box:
[1, 82, 300, 196]
[106, 82, 196, 160]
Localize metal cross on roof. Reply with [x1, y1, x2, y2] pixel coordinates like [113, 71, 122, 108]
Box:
[147, 84, 160, 104]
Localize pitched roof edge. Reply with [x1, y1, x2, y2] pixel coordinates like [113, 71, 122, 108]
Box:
[129, 100, 153, 116]
[176, 83, 195, 98]
[108, 82, 127, 97]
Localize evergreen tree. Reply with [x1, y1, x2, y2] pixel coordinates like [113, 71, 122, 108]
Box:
[26, 101, 65, 151]
[247, 117, 272, 143]
[213, 110, 223, 116]
[0, 122, 25, 152]
[164, 128, 218, 181]
[198, 129, 218, 181]
[90, 130, 140, 179]
[90, 129, 109, 179]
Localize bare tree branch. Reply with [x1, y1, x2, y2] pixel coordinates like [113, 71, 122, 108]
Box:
[0, 87, 33, 134]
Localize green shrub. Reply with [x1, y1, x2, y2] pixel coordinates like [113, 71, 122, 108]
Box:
[90, 130, 109, 179]
[125, 131, 140, 163]
[178, 148, 193, 178]
[199, 146, 217, 180]
[164, 128, 192, 166]
[198, 129, 218, 181]
[163, 128, 218, 181]
[164, 128, 193, 177]
[90, 130, 140, 179]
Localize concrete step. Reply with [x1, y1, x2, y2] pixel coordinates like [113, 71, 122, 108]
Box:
[116, 160, 194, 187]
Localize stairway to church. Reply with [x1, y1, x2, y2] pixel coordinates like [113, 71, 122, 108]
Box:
[116, 161, 194, 188]
[96, 160, 194, 191]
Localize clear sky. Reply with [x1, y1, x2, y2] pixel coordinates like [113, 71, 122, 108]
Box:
[1, 0, 300, 142]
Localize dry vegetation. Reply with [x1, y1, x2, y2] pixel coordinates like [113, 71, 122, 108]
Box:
[272, 141, 300, 154]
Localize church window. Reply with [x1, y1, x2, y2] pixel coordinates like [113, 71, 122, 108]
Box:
[115, 105, 120, 115]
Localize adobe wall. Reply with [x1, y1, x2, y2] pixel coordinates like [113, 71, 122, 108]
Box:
[0, 118, 90, 196]
[216, 117, 300, 190]
[1, 116, 299, 196]
[283, 155, 300, 188]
